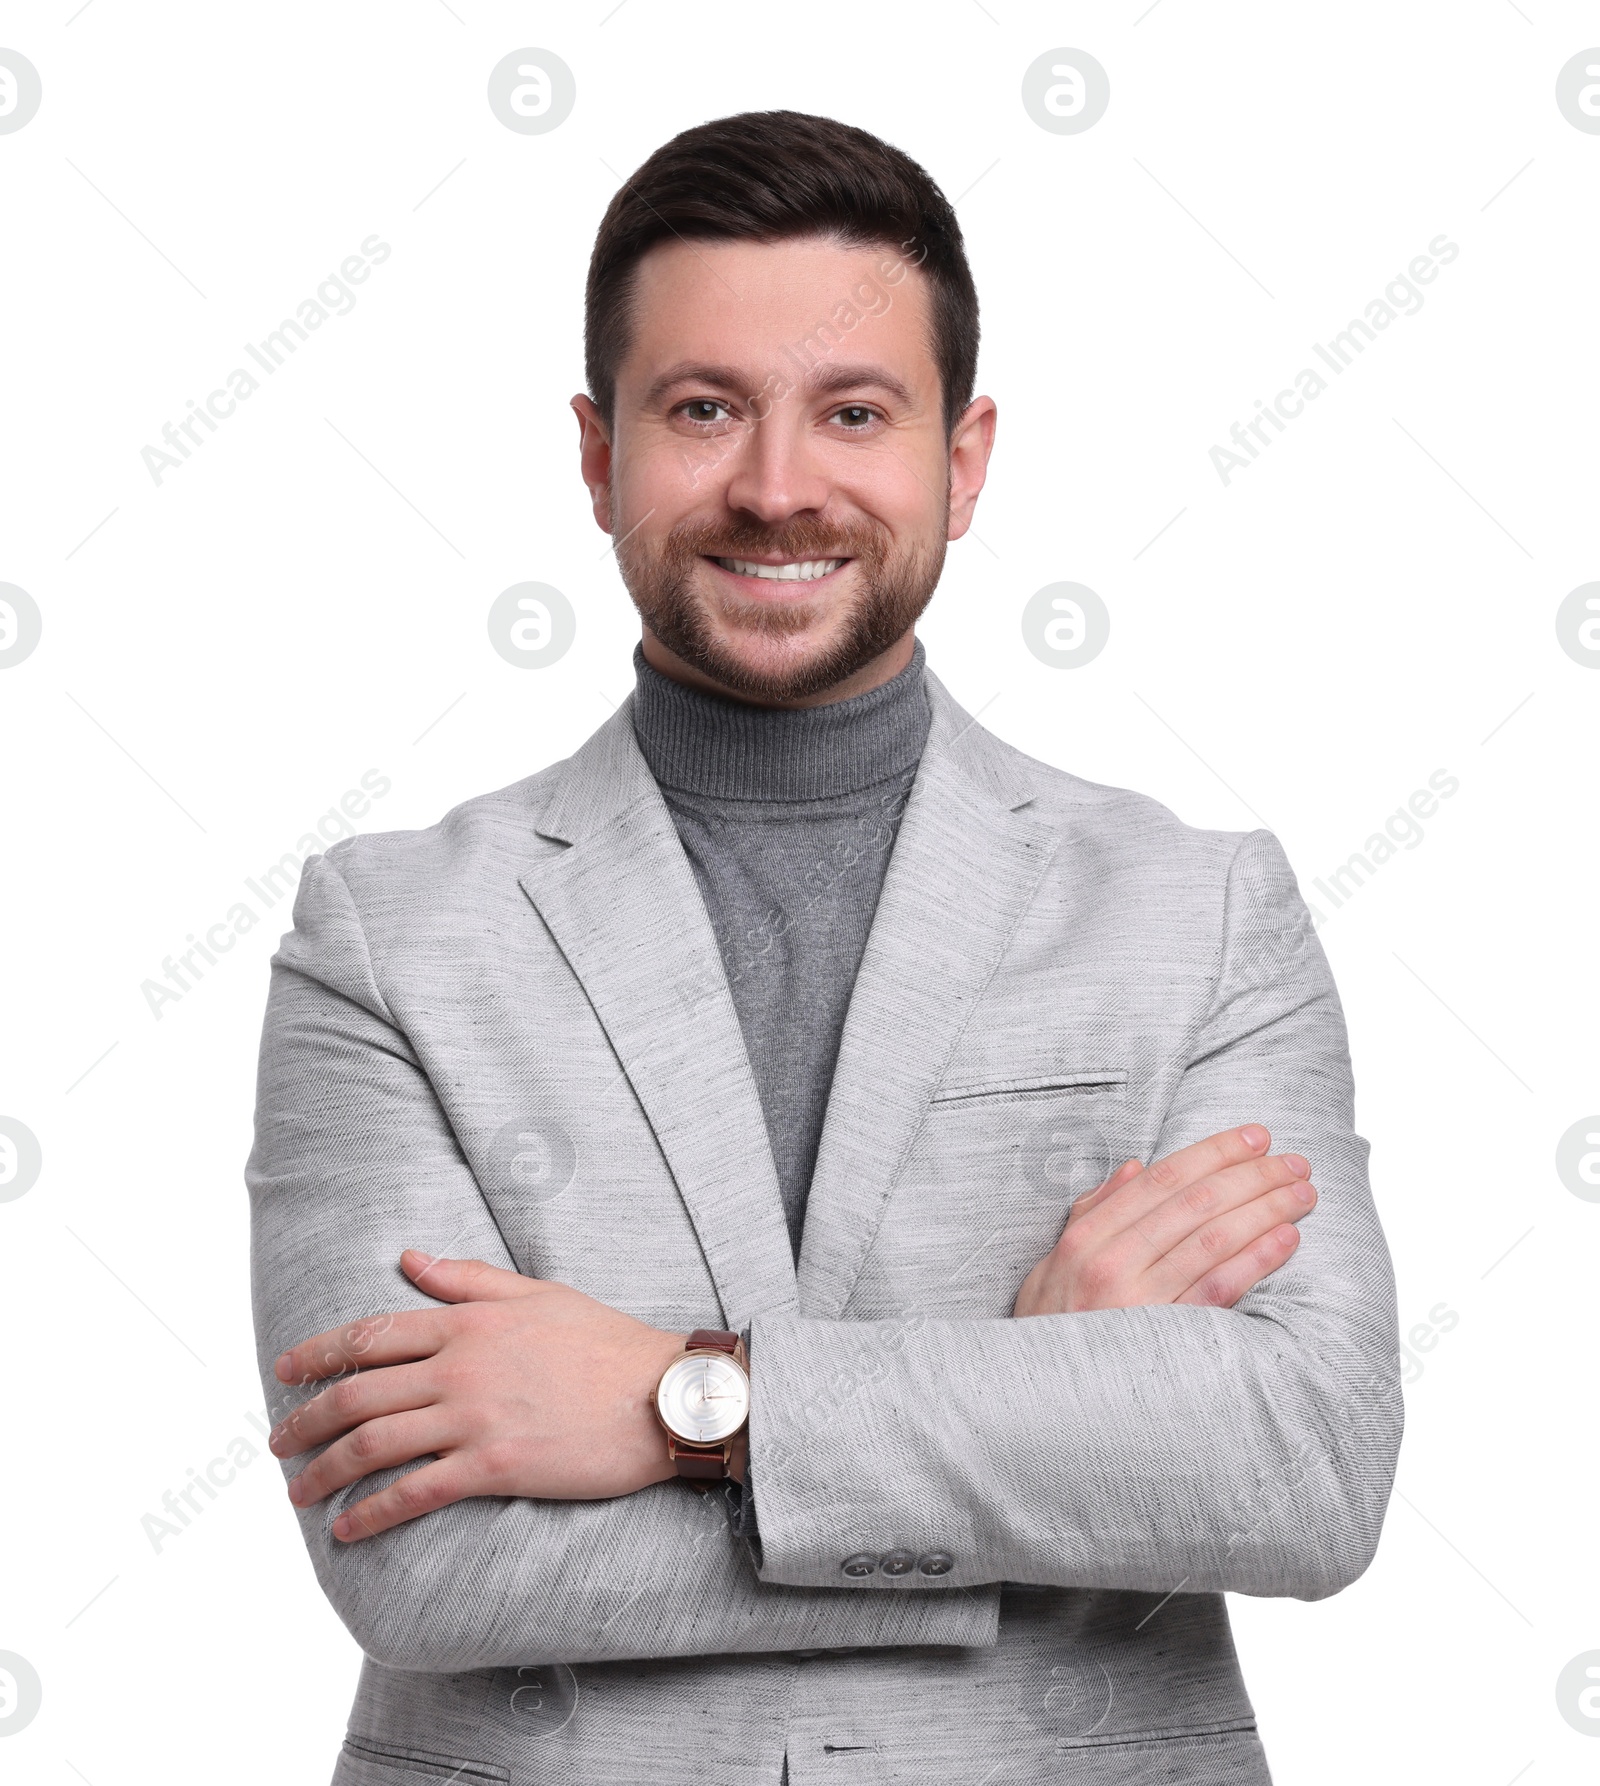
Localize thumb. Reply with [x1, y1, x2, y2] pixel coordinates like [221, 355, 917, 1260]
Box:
[401, 1249, 542, 1302]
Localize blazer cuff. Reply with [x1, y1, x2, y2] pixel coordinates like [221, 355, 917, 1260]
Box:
[719, 1322, 761, 1560]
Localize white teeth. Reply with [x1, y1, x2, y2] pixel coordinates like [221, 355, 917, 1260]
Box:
[715, 557, 843, 582]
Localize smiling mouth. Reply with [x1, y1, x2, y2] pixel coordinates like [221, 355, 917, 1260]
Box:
[707, 556, 850, 584]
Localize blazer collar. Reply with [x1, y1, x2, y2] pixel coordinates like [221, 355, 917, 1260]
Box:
[517, 668, 1056, 1327]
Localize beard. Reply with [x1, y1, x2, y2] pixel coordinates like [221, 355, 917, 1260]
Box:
[614, 508, 946, 703]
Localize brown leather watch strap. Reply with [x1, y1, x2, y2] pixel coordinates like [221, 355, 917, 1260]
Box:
[668, 1330, 746, 1487]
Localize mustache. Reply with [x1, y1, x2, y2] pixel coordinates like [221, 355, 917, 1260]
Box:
[664, 517, 887, 563]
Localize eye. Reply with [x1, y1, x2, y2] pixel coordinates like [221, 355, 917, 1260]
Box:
[829, 403, 881, 431]
[676, 398, 733, 427]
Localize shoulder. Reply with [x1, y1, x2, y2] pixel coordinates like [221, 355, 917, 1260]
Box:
[284, 756, 571, 958]
[929, 668, 1264, 885]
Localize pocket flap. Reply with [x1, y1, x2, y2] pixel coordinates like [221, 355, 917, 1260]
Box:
[930, 1067, 1127, 1104]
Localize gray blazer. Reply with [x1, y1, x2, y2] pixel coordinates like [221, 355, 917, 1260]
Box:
[246, 669, 1402, 1785]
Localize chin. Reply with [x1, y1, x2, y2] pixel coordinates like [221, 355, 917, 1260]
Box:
[702, 627, 848, 698]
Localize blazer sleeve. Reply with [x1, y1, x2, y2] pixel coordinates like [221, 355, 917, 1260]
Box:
[743, 828, 1405, 1600]
[246, 847, 1000, 1672]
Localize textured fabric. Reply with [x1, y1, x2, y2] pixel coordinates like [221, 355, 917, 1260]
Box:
[629, 639, 930, 1262]
[631, 644, 932, 1566]
[629, 638, 931, 803]
[245, 668, 1402, 1784]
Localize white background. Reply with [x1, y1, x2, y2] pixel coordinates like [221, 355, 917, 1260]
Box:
[0, 3, 1594, 1781]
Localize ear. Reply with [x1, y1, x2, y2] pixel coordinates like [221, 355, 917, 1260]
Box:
[946, 394, 997, 543]
[571, 393, 614, 534]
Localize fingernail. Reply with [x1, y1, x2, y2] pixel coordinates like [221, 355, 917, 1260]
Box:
[1294, 1180, 1316, 1205]
[273, 1352, 293, 1380]
[287, 1477, 305, 1504]
[1284, 1153, 1310, 1177]
[1240, 1125, 1269, 1150]
[404, 1249, 434, 1267]
[267, 1425, 285, 1453]
[332, 1514, 353, 1540]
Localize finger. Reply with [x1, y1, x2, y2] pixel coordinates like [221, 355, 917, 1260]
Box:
[275, 1309, 447, 1384]
[330, 1459, 471, 1542]
[287, 1409, 454, 1507]
[270, 1361, 436, 1458]
[1175, 1222, 1302, 1309]
[1078, 1125, 1277, 1241]
[1065, 1158, 1143, 1225]
[401, 1250, 544, 1304]
[1123, 1151, 1314, 1268]
[1145, 1177, 1317, 1301]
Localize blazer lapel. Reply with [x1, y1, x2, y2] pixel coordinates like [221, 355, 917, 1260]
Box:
[517, 702, 799, 1330]
[797, 673, 1061, 1320]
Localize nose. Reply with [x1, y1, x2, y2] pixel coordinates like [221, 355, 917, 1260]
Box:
[720, 403, 833, 527]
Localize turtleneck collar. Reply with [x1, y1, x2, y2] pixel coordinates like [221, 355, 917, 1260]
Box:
[629, 639, 931, 803]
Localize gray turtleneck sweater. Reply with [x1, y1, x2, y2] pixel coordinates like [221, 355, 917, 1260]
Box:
[629, 639, 932, 1551]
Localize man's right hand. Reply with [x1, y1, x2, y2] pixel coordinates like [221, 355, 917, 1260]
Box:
[1012, 1124, 1317, 1317]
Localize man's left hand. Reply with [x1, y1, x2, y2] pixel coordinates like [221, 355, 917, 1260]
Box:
[268, 1251, 721, 1541]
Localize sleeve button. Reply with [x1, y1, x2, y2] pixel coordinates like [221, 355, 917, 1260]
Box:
[916, 1550, 953, 1576]
[841, 1552, 879, 1578]
[879, 1548, 916, 1576]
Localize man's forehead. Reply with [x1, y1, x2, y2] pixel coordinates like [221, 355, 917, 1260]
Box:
[617, 234, 935, 392]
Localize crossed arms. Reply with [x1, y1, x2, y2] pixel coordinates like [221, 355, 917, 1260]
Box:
[245, 831, 1403, 1671]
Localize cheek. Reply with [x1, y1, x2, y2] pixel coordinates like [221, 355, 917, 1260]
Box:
[840, 457, 947, 544]
[616, 424, 733, 512]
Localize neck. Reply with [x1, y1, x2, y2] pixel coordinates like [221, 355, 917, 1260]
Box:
[638, 628, 917, 710]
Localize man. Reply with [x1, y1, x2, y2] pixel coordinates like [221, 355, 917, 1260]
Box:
[248, 110, 1402, 1784]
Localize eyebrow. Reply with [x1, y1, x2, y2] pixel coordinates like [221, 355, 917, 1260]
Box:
[642, 359, 917, 413]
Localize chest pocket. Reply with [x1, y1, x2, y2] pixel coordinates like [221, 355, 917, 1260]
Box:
[929, 1066, 1128, 1105]
[858, 1067, 1131, 1314]
[923, 1066, 1130, 1206]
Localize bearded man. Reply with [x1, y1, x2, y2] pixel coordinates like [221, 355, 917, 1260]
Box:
[247, 109, 1402, 1786]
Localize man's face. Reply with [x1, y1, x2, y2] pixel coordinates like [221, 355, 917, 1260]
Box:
[574, 233, 994, 704]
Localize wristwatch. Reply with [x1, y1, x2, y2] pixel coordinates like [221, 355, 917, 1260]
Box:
[649, 1328, 750, 1487]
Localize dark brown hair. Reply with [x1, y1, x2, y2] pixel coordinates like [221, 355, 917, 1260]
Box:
[584, 110, 979, 439]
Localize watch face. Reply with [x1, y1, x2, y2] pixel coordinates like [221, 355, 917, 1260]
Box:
[656, 1351, 750, 1444]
